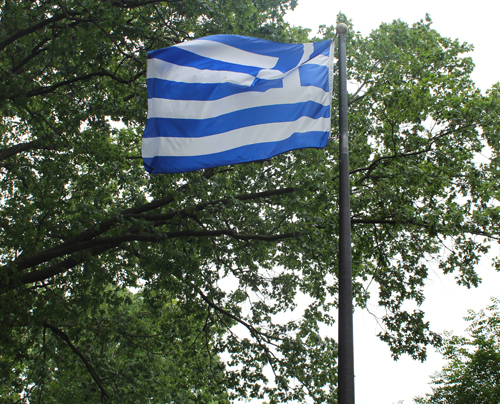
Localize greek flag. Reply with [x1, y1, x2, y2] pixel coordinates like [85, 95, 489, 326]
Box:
[142, 35, 334, 174]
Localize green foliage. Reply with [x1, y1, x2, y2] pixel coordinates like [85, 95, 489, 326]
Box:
[330, 14, 500, 360]
[1, 288, 230, 403]
[1, 2, 499, 403]
[415, 298, 500, 404]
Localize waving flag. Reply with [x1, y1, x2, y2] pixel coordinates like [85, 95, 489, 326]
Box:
[142, 35, 334, 174]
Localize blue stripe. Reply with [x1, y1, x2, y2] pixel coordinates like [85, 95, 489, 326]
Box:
[147, 77, 283, 101]
[143, 131, 329, 174]
[299, 64, 330, 91]
[148, 46, 260, 75]
[202, 35, 303, 72]
[205, 35, 306, 56]
[148, 36, 333, 74]
[143, 102, 330, 139]
[202, 36, 332, 72]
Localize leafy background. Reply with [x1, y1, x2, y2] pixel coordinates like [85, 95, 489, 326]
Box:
[286, 1, 500, 403]
[1, 0, 499, 403]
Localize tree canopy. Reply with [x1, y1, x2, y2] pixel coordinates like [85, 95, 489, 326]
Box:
[415, 297, 500, 404]
[1, 1, 500, 403]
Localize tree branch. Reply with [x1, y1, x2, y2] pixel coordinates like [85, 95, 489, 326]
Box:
[15, 229, 297, 281]
[194, 285, 282, 381]
[18, 186, 294, 270]
[196, 287, 281, 342]
[348, 60, 381, 106]
[0, 10, 80, 51]
[0, 185, 297, 289]
[1, 227, 298, 289]
[0, 140, 56, 162]
[20, 71, 144, 98]
[10, 38, 51, 74]
[15, 245, 121, 286]
[125, 187, 296, 222]
[350, 123, 477, 185]
[43, 321, 110, 399]
[111, 0, 181, 8]
[351, 217, 499, 240]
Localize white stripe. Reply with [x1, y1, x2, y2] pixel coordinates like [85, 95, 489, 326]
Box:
[147, 85, 329, 120]
[176, 39, 279, 69]
[298, 43, 314, 66]
[328, 42, 334, 106]
[256, 68, 284, 80]
[148, 58, 256, 86]
[304, 53, 329, 66]
[282, 67, 301, 88]
[142, 116, 330, 157]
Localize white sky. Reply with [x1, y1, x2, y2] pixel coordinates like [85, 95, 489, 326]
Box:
[284, 0, 499, 92]
[283, 1, 500, 403]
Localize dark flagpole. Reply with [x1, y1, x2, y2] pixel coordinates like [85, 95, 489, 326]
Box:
[337, 23, 355, 404]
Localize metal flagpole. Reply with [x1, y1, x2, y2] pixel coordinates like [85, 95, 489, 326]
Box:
[336, 23, 355, 404]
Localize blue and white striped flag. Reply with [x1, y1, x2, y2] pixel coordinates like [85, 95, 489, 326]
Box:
[142, 35, 334, 174]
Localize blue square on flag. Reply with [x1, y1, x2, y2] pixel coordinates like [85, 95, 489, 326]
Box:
[142, 35, 334, 174]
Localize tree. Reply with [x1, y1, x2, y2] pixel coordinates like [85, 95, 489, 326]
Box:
[1, 1, 499, 402]
[332, 14, 500, 361]
[415, 298, 500, 404]
[1, 288, 230, 403]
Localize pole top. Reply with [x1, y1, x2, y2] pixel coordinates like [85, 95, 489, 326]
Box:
[336, 23, 349, 35]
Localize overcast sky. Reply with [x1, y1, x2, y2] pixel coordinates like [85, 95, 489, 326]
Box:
[283, 1, 500, 403]
[285, 0, 499, 93]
